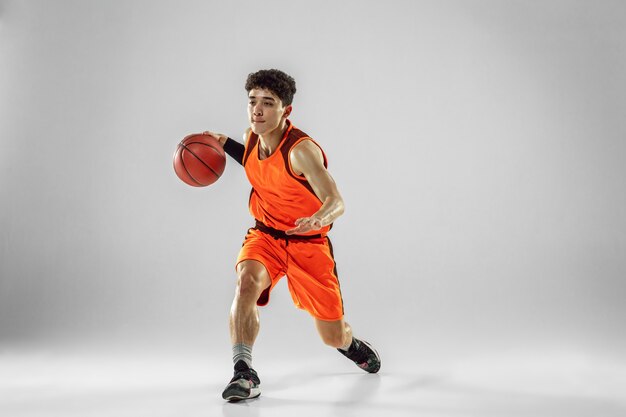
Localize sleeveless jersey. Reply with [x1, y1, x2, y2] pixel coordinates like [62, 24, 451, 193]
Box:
[242, 120, 331, 236]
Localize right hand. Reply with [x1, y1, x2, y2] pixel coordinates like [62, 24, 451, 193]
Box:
[202, 130, 228, 146]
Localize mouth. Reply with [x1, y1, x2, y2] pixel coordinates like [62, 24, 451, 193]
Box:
[252, 120, 265, 124]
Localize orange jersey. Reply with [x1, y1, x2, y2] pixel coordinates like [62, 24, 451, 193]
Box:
[242, 120, 331, 236]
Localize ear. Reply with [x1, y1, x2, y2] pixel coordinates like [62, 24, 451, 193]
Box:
[283, 105, 292, 119]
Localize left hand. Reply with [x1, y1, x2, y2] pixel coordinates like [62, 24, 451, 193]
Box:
[285, 216, 323, 235]
[202, 130, 228, 146]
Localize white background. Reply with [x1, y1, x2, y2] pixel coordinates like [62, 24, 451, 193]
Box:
[1, 1, 625, 415]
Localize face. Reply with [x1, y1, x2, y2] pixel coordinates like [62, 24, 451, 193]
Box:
[247, 88, 291, 135]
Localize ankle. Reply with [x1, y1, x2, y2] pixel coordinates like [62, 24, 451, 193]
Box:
[338, 336, 354, 352]
[232, 343, 253, 367]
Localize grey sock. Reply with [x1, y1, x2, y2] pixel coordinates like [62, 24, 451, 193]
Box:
[232, 343, 253, 367]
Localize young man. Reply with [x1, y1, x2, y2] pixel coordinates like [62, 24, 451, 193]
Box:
[204, 69, 380, 402]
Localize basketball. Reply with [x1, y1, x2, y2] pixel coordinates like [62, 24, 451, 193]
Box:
[173, 133, 226, 187]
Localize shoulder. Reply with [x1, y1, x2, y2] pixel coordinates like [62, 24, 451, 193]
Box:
[243, 128, 259, 152]
[293, 137, 319, 151]
[243, 127, 252, 143]
[289, 139, 325, 175]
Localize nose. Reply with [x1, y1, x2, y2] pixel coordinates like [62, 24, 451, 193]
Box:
[253, 103, 263, 116]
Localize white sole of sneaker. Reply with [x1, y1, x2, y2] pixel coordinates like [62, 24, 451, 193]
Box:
[223, 385, 261, 402]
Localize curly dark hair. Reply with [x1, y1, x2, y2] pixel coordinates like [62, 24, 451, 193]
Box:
[245, 69, 297, 106]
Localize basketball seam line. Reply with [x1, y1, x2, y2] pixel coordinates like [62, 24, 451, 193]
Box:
[179, 142, 221, 182]
[185, 140, 223, 157]
[177, 146, 202, 186]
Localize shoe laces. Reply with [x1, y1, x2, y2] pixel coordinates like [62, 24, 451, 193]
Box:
[231, 361, 260, 384]
[232, 369, 254, 382]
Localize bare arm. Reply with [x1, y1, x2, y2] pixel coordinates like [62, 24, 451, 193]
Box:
[285, 140, 345, 235]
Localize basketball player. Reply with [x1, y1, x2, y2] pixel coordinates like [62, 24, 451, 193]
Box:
[204, 69, 380, 402]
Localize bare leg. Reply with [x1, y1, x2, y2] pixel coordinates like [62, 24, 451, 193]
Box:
[230, 260, 272, 346]
[222, 260, 269, 401]
[315, 317, 353, 349]
[317, 317, 381, 373]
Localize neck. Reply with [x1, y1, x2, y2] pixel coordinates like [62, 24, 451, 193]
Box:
[259, 119, 289, 155]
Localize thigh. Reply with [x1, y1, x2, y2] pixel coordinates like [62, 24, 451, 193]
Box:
[236, 228, 285, 277]
[236, 228, 286, 306]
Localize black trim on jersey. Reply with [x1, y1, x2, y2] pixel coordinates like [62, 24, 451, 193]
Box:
[325, 236, 344, 315]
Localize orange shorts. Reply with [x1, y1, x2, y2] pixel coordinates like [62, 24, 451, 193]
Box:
[236, 227, 344, 321]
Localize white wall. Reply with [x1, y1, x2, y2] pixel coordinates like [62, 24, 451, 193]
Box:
[1, 0, 625, 364]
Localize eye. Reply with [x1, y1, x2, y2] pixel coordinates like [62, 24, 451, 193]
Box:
[264, 102, 274, 107]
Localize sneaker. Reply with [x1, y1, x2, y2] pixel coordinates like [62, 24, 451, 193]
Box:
[338, 338, 381, 373]
[221, 360, 261, 401]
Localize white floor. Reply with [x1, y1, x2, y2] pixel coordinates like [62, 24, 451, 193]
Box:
[1, 348, 625, 417]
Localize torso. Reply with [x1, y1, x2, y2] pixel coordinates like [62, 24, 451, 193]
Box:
[242, 120, 331, 235]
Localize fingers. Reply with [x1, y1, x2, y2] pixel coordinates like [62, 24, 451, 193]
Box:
[295, 217, 321, 226]
[286, 219, 306, 235]
[285, 225, 309, 235]
[308, 217, 322, 229]
[202, 131, 225, 144]
[286, 217, 322, 235]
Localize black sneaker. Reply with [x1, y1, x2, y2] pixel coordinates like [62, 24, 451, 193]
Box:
[338, 338, 381, 373]
[221, 360, 261, 401]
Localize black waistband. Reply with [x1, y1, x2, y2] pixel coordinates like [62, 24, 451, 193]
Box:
[254, 220, 324, 240]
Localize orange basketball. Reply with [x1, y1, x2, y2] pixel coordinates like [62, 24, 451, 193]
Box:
[173, 134, 226, 187]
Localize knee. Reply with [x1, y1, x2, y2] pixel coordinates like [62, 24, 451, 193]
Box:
[236, 270, 267, 300]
